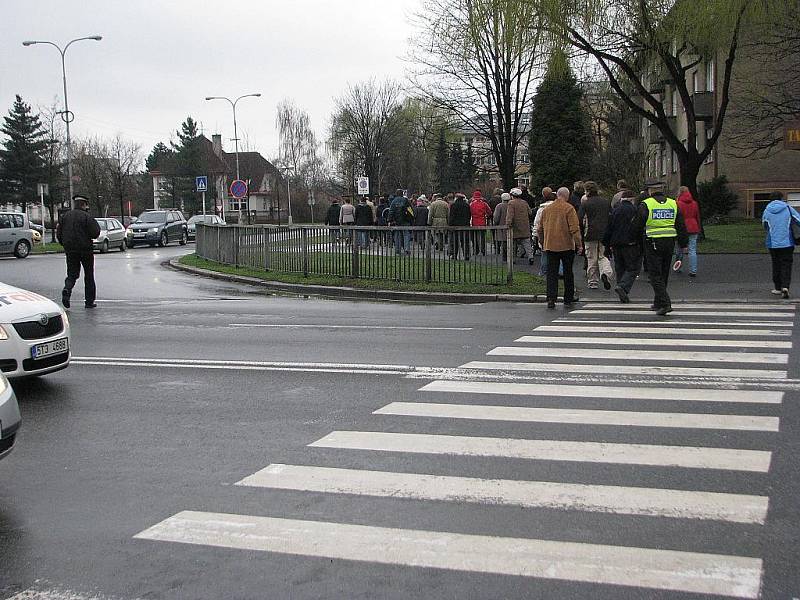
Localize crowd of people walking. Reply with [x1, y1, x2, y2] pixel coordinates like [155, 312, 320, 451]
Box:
[321, 181, 796, 311]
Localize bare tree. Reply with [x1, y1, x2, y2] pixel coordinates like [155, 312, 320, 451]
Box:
[105, 134, 143, 220]
[328, 79, 402, 194]
[537, 0, 790, 196]
[38, 103, 67, 240]
[726, 3, 800, 158]
[72, 137, 112, 215]
[408, 0, 545, 189]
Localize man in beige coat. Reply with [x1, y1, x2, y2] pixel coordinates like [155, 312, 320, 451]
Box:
[428, 194, 450, 251]
[505, 187, 534, 264]
[537, 187, 583, 308]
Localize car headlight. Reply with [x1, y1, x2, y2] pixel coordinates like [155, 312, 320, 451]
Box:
[149, 227, 159, 233]
[0, 325, 7, 340]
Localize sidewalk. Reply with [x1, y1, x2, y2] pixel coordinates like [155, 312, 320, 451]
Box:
[516, 252, 795, 303]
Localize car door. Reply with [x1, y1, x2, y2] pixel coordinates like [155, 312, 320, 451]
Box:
[0, 214, 12, 254]
[164, 212, 175, 241]
[109, 220, 122, 245]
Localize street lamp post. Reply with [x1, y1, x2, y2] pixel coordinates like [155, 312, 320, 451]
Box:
[23, 36, 102, 209]
[205, 93, 261, 224]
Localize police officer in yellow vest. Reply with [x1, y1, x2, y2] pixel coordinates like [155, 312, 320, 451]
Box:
[637, 182, 689, 315]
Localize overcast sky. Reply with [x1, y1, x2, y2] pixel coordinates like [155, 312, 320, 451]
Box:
[0, 0, 421, 164]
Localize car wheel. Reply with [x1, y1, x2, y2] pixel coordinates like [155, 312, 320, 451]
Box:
[128, 242, 136, 249]
[159, 231, 168, 247]
[101, 240, 109, 253]
[179, 230, 188, 246]
[13, 239, 31, 258]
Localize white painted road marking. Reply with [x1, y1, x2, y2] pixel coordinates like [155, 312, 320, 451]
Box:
[554, 319, 791, 328]
[536, 325, 791, 336]
[571, 309, 795, 318]
[419, 380, 784, 404]
[515, 335, 792, 349]
[581, 303, 793, 311]
[375, 402, 781, 431]
[228, 324, 473, 331]
[487, 346, 788, 364]
[134, 511, 763, 598]
[462, 360, 787, 379]
[237, 463, 769, 523]
[310, 430, 773, 472]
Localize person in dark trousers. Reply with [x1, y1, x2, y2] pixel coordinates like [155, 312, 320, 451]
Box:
[354, 196, 374, 248]
[56, 195, 101, 308]
[762, 191, 800, 299]
[448, 193, 472, 260]
[537, 187, 583, 308]
[324, 198, 341, 243]
[638, 182, 689, 315]
[603, 190, 642, 303]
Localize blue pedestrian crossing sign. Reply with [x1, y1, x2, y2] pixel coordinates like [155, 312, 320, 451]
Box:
[195, 176, 208, 192]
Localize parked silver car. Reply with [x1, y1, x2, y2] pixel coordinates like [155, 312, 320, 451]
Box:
[0, 212, 34, 258]
[93, 218, 127, 253]
[0, 373, 21, 461]
[186, 214, 225, 240]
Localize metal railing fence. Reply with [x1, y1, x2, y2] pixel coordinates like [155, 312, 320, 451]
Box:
[196, 224, 515, 285]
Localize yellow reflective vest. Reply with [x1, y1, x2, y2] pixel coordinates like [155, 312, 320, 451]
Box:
[643, 196, 678, 239]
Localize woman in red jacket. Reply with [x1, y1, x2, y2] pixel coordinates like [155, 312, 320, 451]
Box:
[673, 186, 701, 276]
[469, 190, 493, 255]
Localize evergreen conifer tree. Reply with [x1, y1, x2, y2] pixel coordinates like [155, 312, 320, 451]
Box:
[528, 49, 593, 193]
[434, 128, 449, 192]
[463, 142, 476, 190]
[0, 95, 48, 211]
[448, 142, 464, 191]
[170, 117, 203, 211]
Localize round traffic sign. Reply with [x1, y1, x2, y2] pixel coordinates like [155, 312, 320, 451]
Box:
[230, 179, 248, 199]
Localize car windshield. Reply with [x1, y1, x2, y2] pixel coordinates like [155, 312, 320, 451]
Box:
[139, 212, 167, 223]
[187, 215, 209, 224]
[96, 219, 108, 230]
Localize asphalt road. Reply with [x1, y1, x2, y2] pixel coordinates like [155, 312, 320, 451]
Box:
[0, 246, 798, 600]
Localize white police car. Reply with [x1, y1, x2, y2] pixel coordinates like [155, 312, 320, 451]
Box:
[0, 373, 20, 460]
[0, 282, 71, 378]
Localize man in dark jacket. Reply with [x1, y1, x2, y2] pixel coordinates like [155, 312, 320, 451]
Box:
[324, 198, 341, 243]
[389, 190, 412, 255]
[354, 196, 374, 248]
[602, 190, 642, 303]
[579, 181, 614, 290]
[56, 195, 101, 308]
[448, 193, 472, 260]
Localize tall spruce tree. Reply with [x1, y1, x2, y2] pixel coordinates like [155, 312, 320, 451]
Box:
[448, 143, 464, 191]
[434, 128, 449, 192]
[170, 116, 203, 211]
[528, 49, 593, 193]
[146, 142, 173, 171]
[463, 142, 476, 191]
[0, 95, 48, 211]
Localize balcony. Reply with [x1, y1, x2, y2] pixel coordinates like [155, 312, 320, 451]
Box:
[647, 117, 677, 145]
[692, 91, 714, 121]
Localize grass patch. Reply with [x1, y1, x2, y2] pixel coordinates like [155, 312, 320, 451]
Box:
[700, 219, 765, 254]
[33, 242, 64, 254]
[180, 254, 545, 295]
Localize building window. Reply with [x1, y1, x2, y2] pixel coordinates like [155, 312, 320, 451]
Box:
[706, 59, 715, 92]
[672, 149, 678, 174]
[671, 89, 678, 116]
[660, 145, 667, 176]
[705, 127, 714, 164]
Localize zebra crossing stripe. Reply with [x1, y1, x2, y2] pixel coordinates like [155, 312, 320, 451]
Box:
[554, 319, 790, 327]
[418, 380, 783, 404]
[536, 325, 791, 336]
[133, 511, 763, 598]
[571, 309, 795, 318]
[581, 303, 793, 311]
[310, 430, 773, 472]
[374, 402, 780, 431]
[487, 346, 788, 364]
[236, 464, 768, 523]
[514, 335, 792, 349]
[461, 361, 787, 379]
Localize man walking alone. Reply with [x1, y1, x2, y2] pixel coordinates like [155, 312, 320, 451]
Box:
[56, 195, 101, 308]
[638, 182, 688, 315]
[537, 187, 583, 309]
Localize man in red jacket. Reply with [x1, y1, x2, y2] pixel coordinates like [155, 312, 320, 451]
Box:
[673, 186, 701, 277]
[469, 190, 493, 255]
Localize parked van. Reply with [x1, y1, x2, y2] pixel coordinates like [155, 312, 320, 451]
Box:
[0, 212, 33, 258]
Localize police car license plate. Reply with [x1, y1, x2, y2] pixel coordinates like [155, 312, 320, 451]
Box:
[31, 337, 69, 359]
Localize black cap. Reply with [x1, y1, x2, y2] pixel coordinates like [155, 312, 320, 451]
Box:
[72, 195, 90, 206]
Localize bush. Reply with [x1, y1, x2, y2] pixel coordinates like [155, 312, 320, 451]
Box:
[697, 176, 738, 222]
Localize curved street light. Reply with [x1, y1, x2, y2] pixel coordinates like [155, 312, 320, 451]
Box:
[23, 36, 103, 208]
[205, 93, 261, 223]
